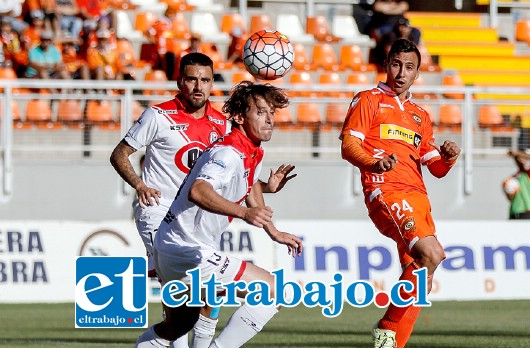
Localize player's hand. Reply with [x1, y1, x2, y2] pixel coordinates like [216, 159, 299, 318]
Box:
[265, 164, 297, 193]
[372, 154, 398, 173]
[430, 141, 461, 164]
[269, 231, 303, 257]
[243, 206, 273, 228]
[136, 184, 161, 208]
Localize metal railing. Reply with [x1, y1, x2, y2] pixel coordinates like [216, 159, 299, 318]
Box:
[0, 79, 529, 199]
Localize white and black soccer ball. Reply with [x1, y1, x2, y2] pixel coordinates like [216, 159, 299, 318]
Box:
[242, 30, 294, 80]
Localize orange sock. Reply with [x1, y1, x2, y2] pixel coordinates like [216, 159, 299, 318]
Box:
[379, 263, 419, 332]
[395, 306, 421, 348]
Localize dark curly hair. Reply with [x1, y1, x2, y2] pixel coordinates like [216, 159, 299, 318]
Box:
[222, 81, 289, 120]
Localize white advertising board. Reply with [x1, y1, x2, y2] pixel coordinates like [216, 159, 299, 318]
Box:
[0, 220, 528, 302]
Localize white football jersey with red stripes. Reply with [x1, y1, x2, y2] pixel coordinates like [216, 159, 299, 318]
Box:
[124, 96, 230, 208]
[155, 128, 264, 255]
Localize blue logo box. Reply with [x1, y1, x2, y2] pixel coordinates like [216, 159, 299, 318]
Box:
[75, 256, 148, 328]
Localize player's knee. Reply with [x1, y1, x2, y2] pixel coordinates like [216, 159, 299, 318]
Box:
[164, 306, 200, 340]
[418, 244, 445, 269]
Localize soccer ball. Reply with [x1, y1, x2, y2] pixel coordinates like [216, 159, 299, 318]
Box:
[242, 30, 294, 80]
[503, 176, 520, 195]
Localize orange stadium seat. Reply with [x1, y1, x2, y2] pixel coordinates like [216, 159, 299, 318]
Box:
[144, 69, 171, 96]
[171, 12, 191, 39]
[438, 104, 462, 129]
[346, 73, 371, 85]
[135, 12, 158, 35]
[442, 74, 465, 99]
[412, 74, 438, 100]
[274, 106, 295, 129]
[319, 72, 349, 98]
[232, 70, 255, 83]
[515, 19, 530, 43]
[418, 45, 441, 72]
[312, 44, 344, 71]
[250, 15, 273, 34]
[478, 105, 504, 128]
[292, 43, 316, 71]
[57, 100, 84, 128]
[26, 99, 61, 129]
[325, 103, 348, 126]
[86, 100, 118, 130]
[339, 45, 376, 72]
[289, 71, 316, 97]
[162, 0, 194, 11]
[221, 13, 246, 34]
[296, 102, 321, 125]
[306, 16, 340, 42]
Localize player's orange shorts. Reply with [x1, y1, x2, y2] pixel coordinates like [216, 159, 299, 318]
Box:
[367, 190, 441, 266]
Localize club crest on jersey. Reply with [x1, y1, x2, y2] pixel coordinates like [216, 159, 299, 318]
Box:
[410, 112, 422, 123]
[170, 124, 189, 131]
[243, 169, 249, 178]
[209, 131, 219, 144]
[380, 124, 422, 148]
[207, 116, 225, 125]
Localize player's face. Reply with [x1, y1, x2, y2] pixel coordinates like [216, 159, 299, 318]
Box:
[177, 64, 213, 111]
[384, 51, 419, 100]
[242, 96, 274, 145]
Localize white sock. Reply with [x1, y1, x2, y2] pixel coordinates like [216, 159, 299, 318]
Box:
[210, 304, 278, 348]
[172, 333, 189, 348]
[136, 325, 172, 348]
[191, 314, 218, 348]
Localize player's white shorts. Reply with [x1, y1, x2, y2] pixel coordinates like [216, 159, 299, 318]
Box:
[154, 247, 246, 294]
[133, 203, 168, 273]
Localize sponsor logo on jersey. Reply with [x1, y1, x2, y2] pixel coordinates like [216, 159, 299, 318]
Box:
[165, 110, 178, 114]
[243, 169, 249, 178]
[380, 124, 422, 148]
[207, 116, 225, 125]
[219, 257, 230, 274]
[380, 103, 394, 109]
[170, 124, 189, 131]
[75, 257, 147, 328]
[208, 159, 226, 168]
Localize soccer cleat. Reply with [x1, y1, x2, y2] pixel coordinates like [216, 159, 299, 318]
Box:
[371, 322, 397, 348]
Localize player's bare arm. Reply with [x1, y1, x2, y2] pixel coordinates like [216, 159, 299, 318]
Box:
[260, 164, 297, 193]
[189, 179, 273, 228]
[246, 182, 303, 257]
[110, 140, 161, 207]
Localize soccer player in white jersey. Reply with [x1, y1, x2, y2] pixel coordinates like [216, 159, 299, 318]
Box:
[135, 81, 304, 348]
[111, 54, 296, 348]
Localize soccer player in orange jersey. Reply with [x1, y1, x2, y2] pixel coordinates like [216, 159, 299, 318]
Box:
[340, 39, 461, 348]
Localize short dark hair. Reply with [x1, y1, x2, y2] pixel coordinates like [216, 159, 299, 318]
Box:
[179, 52, 214, 75]
[223, 81, 289, 120]
[387, 39, 421, 69]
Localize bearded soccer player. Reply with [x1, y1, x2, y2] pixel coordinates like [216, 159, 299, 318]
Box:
[340, 39, 461, 348]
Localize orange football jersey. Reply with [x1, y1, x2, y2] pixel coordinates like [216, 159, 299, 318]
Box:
[341, 82, 440, 197]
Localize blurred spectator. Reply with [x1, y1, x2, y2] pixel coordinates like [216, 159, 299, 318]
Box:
[0, 16, 27, 76]
[0, 1, 28, 35]
[25, 30, 70, 81]
[370, 0, 409, 42]
[226, 26, 245, 65]
[77, 0, 116, 33]
[61, 34, 89, 80]
[369, 17, 421, 71]
[502, 150, 530, 219]
[21, 9, 47, 49]
[352, 0, 374, 36]
[24, 0, 57, 34]
[55, 0, 83, 39]
[87, 28, 131, 81]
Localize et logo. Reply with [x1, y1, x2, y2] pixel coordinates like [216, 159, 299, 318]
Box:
[75, 257, 147, 328]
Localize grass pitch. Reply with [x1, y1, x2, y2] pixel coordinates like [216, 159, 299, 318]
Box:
[0, 300, 529, 347]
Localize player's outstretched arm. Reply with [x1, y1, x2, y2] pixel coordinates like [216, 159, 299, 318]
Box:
[190, 179, 273, 228]
[260, 164, 297, 193]
[110, 140, 161, 207]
